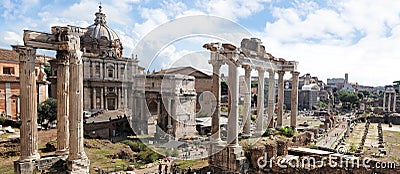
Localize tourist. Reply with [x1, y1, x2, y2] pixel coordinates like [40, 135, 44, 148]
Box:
[159, 164, 162, 174]
[165, 165, 168, 174]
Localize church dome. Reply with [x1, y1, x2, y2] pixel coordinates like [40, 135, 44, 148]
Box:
[81, 5, 123, 58]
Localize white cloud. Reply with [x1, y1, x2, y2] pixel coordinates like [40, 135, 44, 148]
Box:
[195, 0, 268, 21]
[3, 31, 22, 45]
[260, 0, 400, 86]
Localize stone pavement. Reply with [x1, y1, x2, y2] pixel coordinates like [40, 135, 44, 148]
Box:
[316, 121, 347, 148]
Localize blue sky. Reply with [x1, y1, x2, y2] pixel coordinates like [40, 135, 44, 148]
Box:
[1, 0, 399, 86]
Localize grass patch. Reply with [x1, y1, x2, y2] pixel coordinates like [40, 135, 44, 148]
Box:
[175, 159, 208, 169]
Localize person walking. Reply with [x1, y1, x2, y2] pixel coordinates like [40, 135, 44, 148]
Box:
[158, 164, 163, 174]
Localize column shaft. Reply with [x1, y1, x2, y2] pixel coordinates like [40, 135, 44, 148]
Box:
[100, 87, 104, 109]
[68, 50, 87, 160]
[210, 58, 222, 142]
[227, 62, 239, 145]
[256, 68, 265, 134]
[267, 70, 275, 128]
[15, 46, 40, 161]
[92, 88, 96, 109]
[242, 65, 251, 136]
[383, 93, 386, 111]
[277, 71, 285, 128]
[56, 50, 70, 155]
[388, 93, 392, 112]
[393, 93, 397, 112]
[290, 71, 300, 130]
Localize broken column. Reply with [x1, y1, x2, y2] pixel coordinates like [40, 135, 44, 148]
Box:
[55, 50, 70, 155]
[242, 65, 252, 136]
[67, 49, 90, 173]
[256, 67, 265, 134]
[15, 46, 40, 162]
[267, 70, 275, 128]
[290, 71, 299, 130]
[277, 70, 285, 128]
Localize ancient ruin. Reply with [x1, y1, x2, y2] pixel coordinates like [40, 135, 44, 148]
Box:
[13, 24, 89, 174]
[203, 38, 300, 173]
[383, 87, 397, 112]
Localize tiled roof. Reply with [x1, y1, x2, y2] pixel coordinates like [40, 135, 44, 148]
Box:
[0, 48, 54, 65]
[0, 48, 19, 62]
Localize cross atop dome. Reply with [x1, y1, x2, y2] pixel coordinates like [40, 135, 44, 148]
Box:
[98, 2, 102, 13]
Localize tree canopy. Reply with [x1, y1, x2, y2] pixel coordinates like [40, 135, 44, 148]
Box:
[37, 98, 57, 125]
[336, 90, 359, 109]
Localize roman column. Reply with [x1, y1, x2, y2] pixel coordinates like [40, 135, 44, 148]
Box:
[256, 67, 265, 134]
[92, 88, 96, 109]
[55, 50, 70, 155]
[276, 70, 285, 128]
[15, 46, 40, 161]
[393, 93, 397, 112]
[267, 70, 276, 128]
[383, 93, 386, 111]
[209, 52, 224, 142]
[100, 88, 103, 109]
[227, 61, 239, 146]
[388, 93, 392, 112]
[68, 50, 88, 161]
[290, 71, 300, 130]
[242, 65, 251, 136]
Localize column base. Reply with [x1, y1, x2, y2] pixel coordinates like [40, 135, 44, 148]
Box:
[67, 157, 90, 174]
[242, 133, 252, 139]
[55, 149, 69, 157]
[18, 153, 40, 162]
[228, 144, 242, 156]
[14, 160, 37, 174]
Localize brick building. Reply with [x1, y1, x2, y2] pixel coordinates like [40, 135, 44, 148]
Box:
[0, 48, 50, 120]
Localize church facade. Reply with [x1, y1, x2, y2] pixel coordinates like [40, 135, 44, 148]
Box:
[49, 6, 145, 114]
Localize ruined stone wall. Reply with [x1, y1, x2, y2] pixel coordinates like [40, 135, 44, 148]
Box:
[290, 131, 314, 146]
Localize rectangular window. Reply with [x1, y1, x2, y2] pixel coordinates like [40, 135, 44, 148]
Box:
[108, 69, 113, 78]
[3, 67, 13, 75]
[95, 65, 100, 76]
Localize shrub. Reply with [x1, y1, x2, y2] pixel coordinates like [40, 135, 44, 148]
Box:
[279, 127, 295, 137]
[349, 143, 357, 153]
[309, 143, 318, 149]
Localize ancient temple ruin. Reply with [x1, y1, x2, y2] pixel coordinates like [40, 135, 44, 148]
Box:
[13, 25, 90, 174]
[203, 38, 300, 173]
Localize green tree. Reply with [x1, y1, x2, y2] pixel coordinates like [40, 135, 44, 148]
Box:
[37, 98, 57, 125]
[336, 90, 359, 109]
